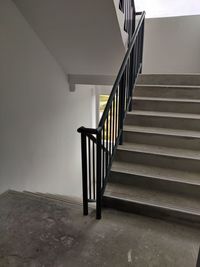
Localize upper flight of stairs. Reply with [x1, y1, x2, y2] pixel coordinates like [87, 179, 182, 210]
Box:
[103, 74, 200, 225]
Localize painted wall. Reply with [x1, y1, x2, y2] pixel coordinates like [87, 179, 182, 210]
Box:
[135, 0, 200, 18]
[0, 0, 94, 196]
[143, 15, 200, 74]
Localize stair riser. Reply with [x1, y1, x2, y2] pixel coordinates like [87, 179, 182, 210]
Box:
[134, 86, 200, 99]
[125, 114, 200, 131]
[103, 196, 200, 225]
[110, 171, 200, 197]
[133, 99, 200, 114]
[137, 75, 200, 86]
[123, 131, 200, 150]
[115, 149, 200, 172]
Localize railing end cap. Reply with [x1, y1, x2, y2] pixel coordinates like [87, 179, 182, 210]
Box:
[77, 126, 101, 134]
[77, 126, 85, 133]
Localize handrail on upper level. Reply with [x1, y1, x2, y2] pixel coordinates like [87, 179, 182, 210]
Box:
[99, 11, 145, 127]
[78, 11, 145, 133]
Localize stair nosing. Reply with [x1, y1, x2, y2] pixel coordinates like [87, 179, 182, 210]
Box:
[132, 97, 200, 103]
[117, 144, 200, 161]
[135, 84, 200, 89]
[103, 194, 200, 217]
[138, 73, 200, 76]
[127, 110, 200, 119]
[123, 125, 200, 139]
[111, 165, 200, 187]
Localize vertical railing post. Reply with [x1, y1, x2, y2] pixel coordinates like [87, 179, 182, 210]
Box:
[131, 0, 136, 36]
[96, 131, 102, 219]
[139, 20, 145, 73]
[129, 52, 134, 112]
[118, 72, 126, 145]
[80, 132, 88, 216]
[128, 2, 136, 111]
[196, 247, 200, 267]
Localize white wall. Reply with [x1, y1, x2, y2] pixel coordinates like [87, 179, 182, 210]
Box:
[0, 0, 94, 196]
[135, 0, 200, 18]
[143, 15, 200, 74]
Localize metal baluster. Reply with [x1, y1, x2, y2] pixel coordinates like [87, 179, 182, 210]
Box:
[119, 73, 125, 145]
[102, 126, 105, 188]
[96, 131, 102, 219]
[133, 42, 137, 80]
[106, 118, 109, 175]
[92, 140, 96, 200]
[140, 20, 145, 73]
[80, 133, 88, 215]
[115, 87, 119, 141]
[112, 95, 116, 150]
[109, 107, 112, 159]
[88, 137, 91, 200]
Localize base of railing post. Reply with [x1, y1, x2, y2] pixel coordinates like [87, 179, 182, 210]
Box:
[96, 132, 102, 220]
[128, 98, 132, 112]
[96, 208, 102, 220]
[83, 204, 88, 216]
[80, 132, 89, 217]
[119, 131, 124, 145]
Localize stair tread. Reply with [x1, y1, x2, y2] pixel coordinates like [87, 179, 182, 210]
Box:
[104, 182, 200, 215]
[111, 161, 200, 185]
[133, 97, 200, 103]
[123, 125, 200, 138]
[118, 142, 200, 160]
[136, 84, 200, 89]
[128, 110, 200, 119]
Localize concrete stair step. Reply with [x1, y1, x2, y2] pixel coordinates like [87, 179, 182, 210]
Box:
[125, 110, 200, 131]
[132, 97, 200, 114]
[123, 125, 200, 150]
[116, 143, 200, 172]
[103, 182, 200, 225]
[137, 74, 200, 85]
[105, 73, 200, 224]
[134, 85, 200, 99]
[110, 161, 200, 197]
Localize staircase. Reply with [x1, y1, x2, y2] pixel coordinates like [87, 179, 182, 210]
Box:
[103, 74, 200, 225]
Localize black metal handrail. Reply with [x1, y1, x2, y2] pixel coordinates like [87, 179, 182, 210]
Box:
[78, 9, 145, 219]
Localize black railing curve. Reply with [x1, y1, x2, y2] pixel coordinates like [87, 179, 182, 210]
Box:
[78, 9, 145, 219]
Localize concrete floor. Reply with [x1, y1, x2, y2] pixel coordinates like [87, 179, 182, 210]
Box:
[0, 191, 199, 267]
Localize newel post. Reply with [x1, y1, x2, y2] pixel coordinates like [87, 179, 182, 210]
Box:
[80, 130, 88, 216]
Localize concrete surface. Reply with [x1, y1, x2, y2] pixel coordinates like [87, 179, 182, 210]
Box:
[0, 191, 199, 267]
[106, 74, 200, 224]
